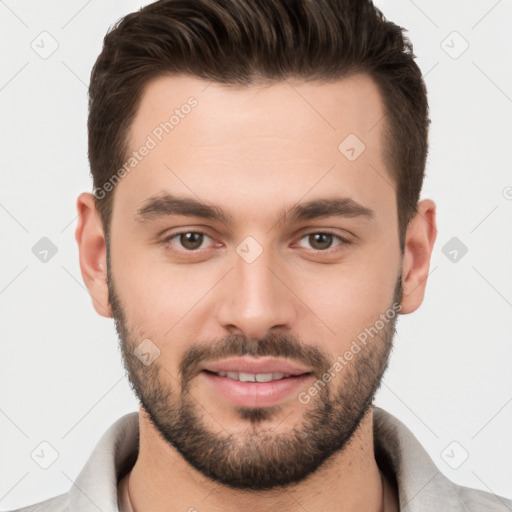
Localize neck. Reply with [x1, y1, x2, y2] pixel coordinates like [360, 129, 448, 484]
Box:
[124, 406, 396, 512]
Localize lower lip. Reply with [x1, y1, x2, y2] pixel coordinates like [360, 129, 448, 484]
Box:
[200, 371, 313, 408]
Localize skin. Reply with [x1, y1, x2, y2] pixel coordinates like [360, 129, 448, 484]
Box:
[75, 73, 436, 511]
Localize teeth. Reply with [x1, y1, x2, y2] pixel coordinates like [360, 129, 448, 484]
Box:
[215, 371, 291, 382]
[239, 372, 256, 382]
[255, 373, 273, 382]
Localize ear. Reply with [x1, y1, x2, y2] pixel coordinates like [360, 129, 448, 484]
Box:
[75, 192, 112, 318]
[400, 199, 437, 314]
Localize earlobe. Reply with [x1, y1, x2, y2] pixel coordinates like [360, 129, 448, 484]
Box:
[75, 192, 112, 318]
[400, 199, 437, 314]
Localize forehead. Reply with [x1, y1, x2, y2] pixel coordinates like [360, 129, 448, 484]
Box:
[114, 73, 392, 228]
[129, 73, 385, 153]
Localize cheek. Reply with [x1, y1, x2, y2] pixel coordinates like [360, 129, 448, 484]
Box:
[108, 238, 170, 341]
[110, 240, 218, 360]
[295, 248, 400, 347]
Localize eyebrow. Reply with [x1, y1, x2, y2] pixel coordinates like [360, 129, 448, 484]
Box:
[134, 193, 374, 226]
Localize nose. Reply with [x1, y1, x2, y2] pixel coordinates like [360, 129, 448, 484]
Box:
[215, 243, 298, 340]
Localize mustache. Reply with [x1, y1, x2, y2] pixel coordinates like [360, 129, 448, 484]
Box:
[179, 332, 332, 383]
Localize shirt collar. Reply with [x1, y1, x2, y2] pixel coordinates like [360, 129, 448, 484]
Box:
[68, 407, 465, 511]
[372, 407, 465, 511]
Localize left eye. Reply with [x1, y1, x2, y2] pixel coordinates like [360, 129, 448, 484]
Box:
[297, 232, 346, 251]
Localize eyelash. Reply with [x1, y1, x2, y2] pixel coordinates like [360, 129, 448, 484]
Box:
[161, 230, 350, 255]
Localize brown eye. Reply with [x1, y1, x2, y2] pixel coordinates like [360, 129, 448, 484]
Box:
[164, 231, 211, 251]
[297, 232, 348, 252]
[308, 233, 334, 250]
[179, 232, 204, 250]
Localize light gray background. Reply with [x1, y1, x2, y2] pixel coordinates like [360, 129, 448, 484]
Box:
[1, 0, 511, 509]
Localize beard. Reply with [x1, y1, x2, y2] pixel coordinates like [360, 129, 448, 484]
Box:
[107, 260, 402, 491]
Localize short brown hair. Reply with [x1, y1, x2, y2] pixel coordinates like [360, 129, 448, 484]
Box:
[88, 0, 429, 249]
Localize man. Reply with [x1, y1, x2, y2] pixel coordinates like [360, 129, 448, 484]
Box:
[11, 0, 511, 511]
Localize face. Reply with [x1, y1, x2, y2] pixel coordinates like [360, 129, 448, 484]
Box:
[106, 74, 404, 490]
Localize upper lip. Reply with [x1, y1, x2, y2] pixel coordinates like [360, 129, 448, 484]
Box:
[202, 357, 311, 376]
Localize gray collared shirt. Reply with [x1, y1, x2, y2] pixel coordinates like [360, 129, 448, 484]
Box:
[9, 407, 511, 511]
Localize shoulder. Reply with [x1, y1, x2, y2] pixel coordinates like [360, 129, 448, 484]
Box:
[6, 492, 69, 512]
[372, 407, 512, 511]
[455, 484, 512, 511]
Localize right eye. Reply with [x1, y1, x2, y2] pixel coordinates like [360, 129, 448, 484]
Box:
[162, 231, 216, 252]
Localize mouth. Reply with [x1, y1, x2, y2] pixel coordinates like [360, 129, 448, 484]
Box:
[203, 370, 305, 382]
[202, 356, 311, 376]
[199, 357, 314, 408]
